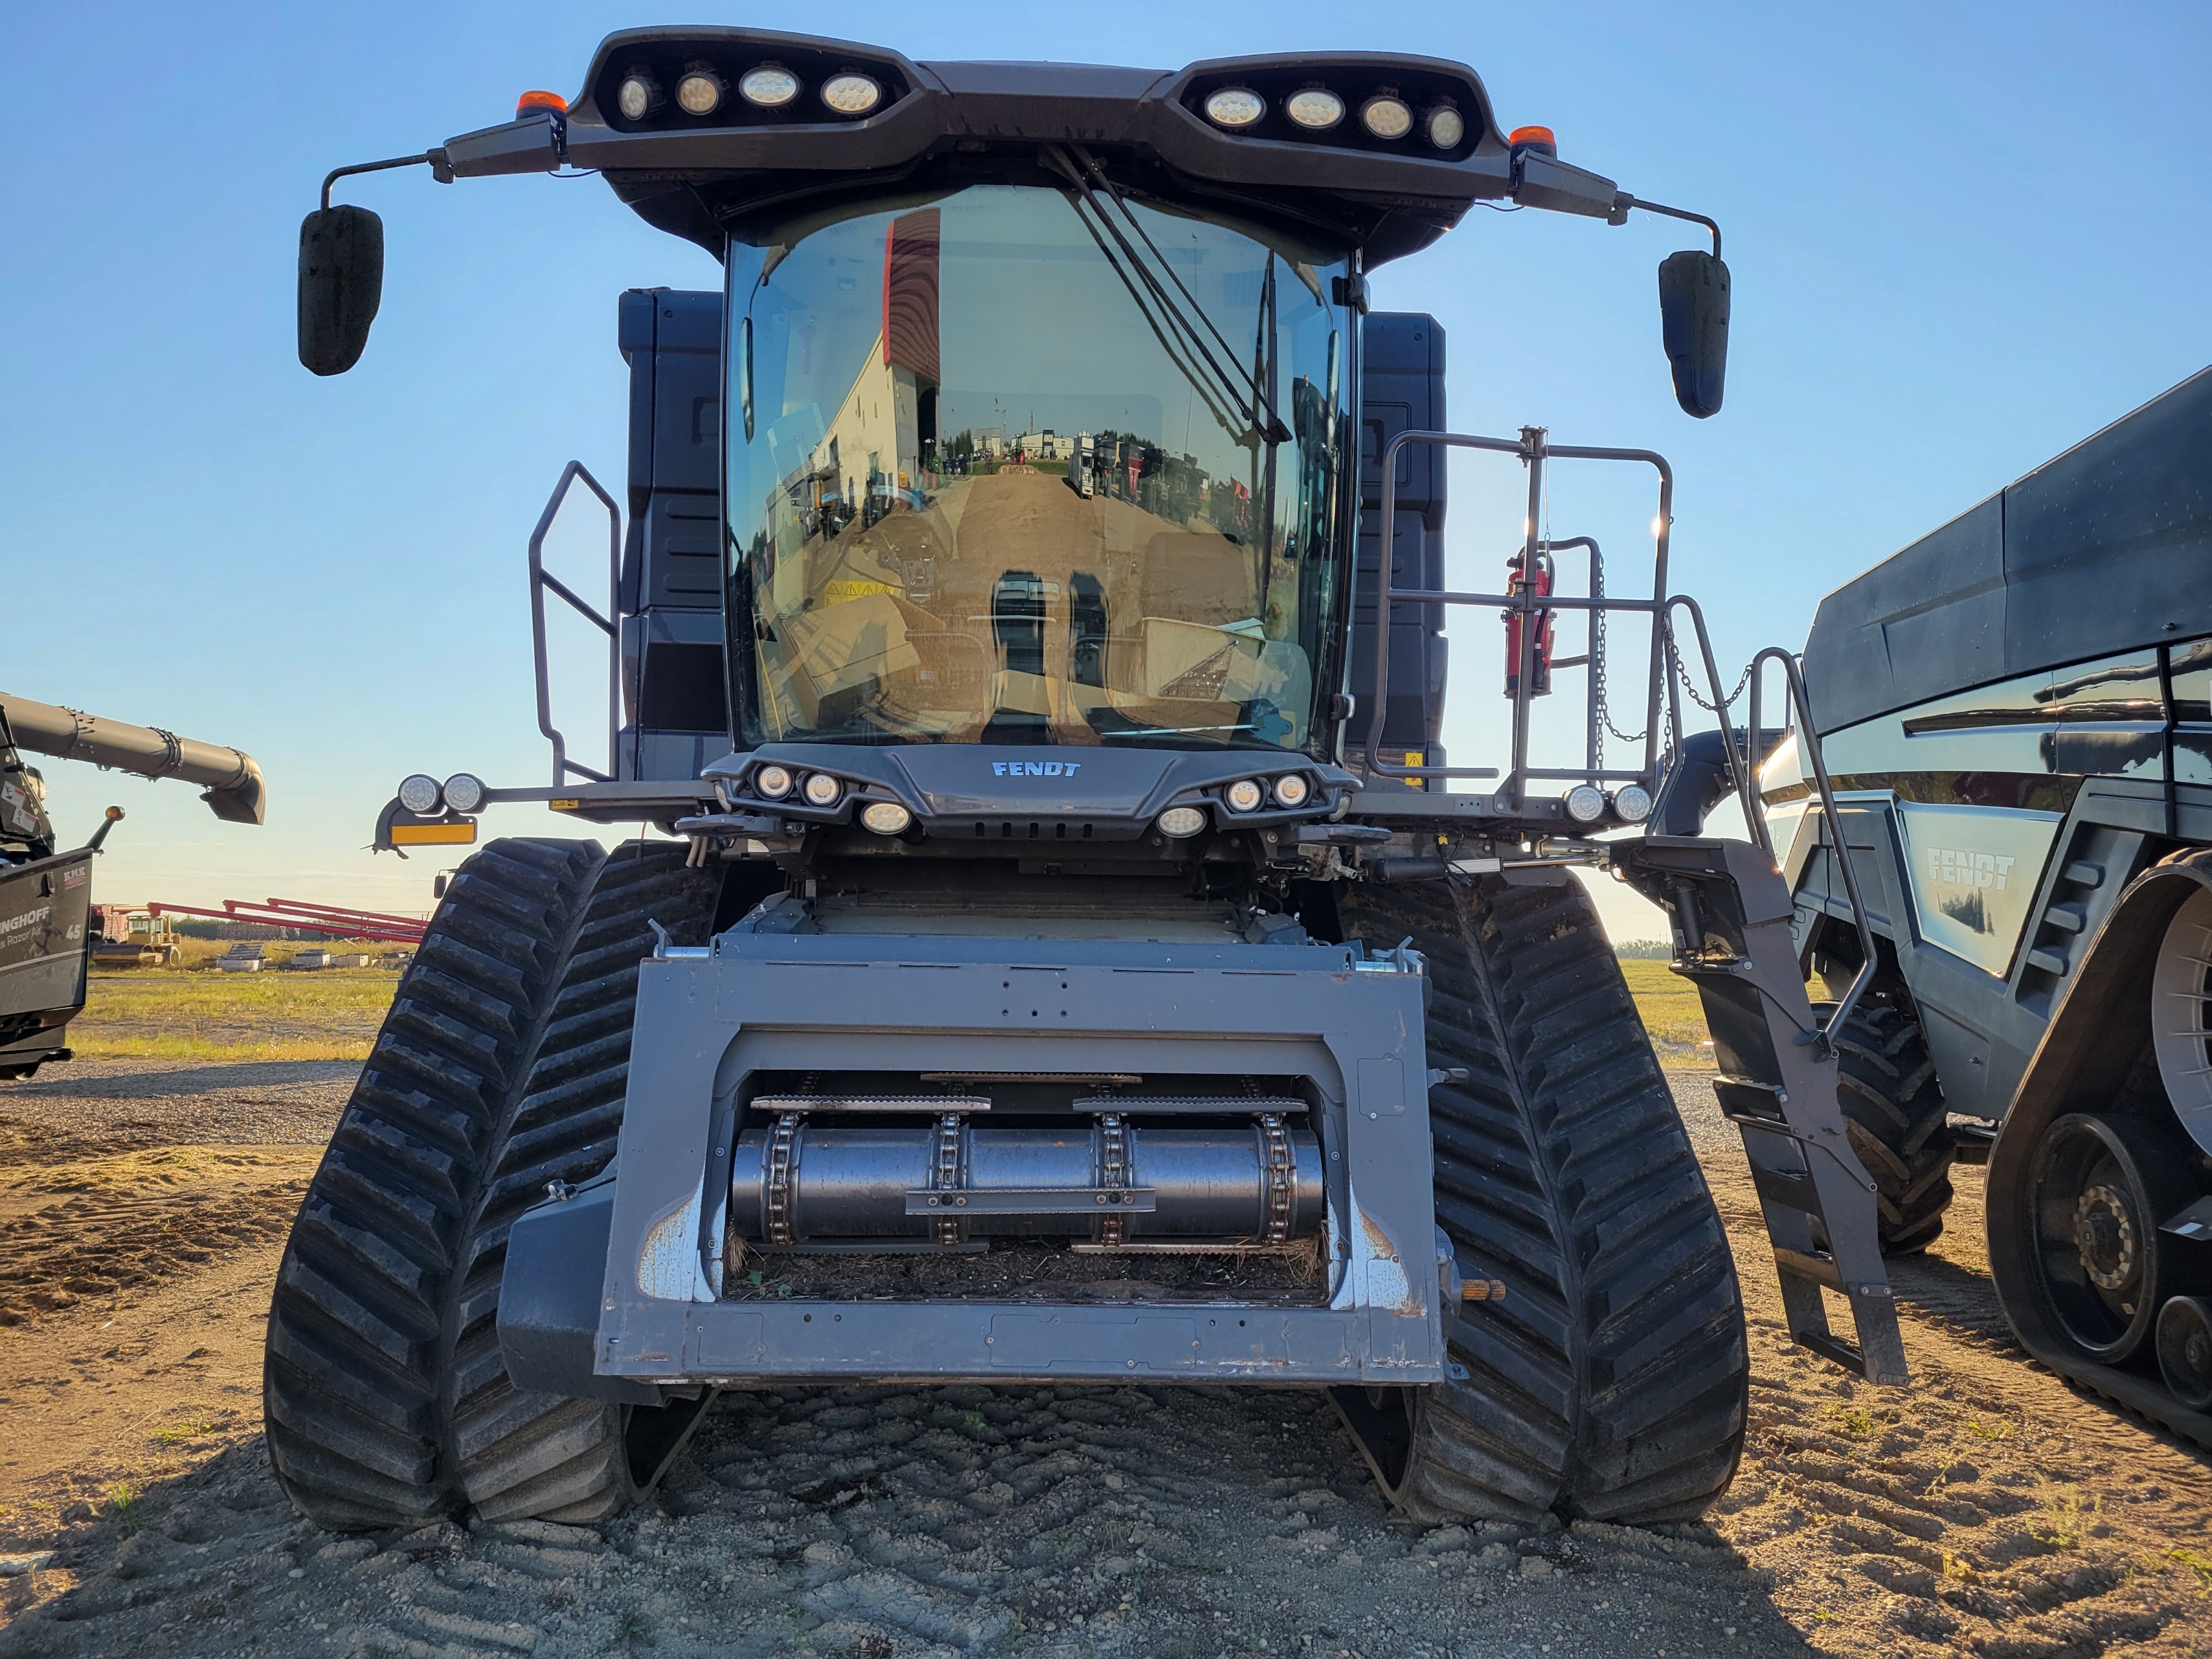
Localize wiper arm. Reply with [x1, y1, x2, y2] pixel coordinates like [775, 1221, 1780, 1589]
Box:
[1047, 146, 1290, 445]
[1058, 185, 1244, 443]
[1068, 144, 1291, 446]
[1061, 145, 1292, 442]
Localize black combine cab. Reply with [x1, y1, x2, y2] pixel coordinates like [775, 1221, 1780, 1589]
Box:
[266, 26, 1906, 1538]
[1764, 366, 2212, 1442]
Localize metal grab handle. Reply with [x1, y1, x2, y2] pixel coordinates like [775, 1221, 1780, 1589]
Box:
[527, 461, 622, 787]
[1747, 647, 1881, 1044]
[1363, 428, 1671, 808]
[1658, 595, 1742, 826]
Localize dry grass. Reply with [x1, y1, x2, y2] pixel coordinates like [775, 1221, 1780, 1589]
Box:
[72, 967, 397, 1061]
[75, 945, 1710, 1067]
[1618, 956, 1712, 1061]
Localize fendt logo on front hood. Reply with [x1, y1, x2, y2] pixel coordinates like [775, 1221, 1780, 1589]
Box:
[990, 761, 1081, 778]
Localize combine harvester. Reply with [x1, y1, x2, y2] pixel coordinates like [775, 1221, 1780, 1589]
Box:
[266, 27, 1905, 1534]
[0, 693, 264, 1077]
[1753, 368, 2212, 1443]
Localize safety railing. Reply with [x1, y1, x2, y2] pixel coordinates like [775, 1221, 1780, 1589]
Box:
[1363, 426, 1677, 807]
[527, 462, 622, 788]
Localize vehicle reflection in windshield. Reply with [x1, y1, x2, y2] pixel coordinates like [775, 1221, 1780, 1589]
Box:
[727, 185, 1350, 753]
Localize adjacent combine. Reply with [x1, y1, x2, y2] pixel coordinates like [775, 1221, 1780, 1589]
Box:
[268, 28, 1903, 1535]
[1760, 367, 2212, 1445]
[0, 693, 266, 1077]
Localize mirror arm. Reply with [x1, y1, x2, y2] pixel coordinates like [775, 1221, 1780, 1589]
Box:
[320, 149, 453, 213]
[1609, 193, 1722, 261]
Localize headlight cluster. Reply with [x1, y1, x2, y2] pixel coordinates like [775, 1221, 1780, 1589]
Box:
[396, 773, 486, 817]
[736, 763, 913, 835]
[1199, 79, 1467, 151]
[1222, 773, 1317, 813]
[745, 763, 846, 805]
[1562, 783, 1655, 826]
[619, 59, 883, 123]
[1154, 772, 1323, 839]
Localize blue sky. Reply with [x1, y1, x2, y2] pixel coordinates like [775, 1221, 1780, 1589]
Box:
[4, 2, 2208, 930]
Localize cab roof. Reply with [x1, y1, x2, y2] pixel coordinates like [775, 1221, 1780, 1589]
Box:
[437, 29, 1624, 268]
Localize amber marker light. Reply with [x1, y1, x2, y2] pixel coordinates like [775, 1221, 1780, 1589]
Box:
[516, 90, 568, 116]
[1508, 124, 1557, 156]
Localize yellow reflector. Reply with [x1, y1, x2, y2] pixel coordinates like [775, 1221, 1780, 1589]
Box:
[391, 821, 478, 846]
[550, 799, 581, 810]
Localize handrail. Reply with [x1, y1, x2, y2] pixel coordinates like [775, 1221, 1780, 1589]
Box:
[1662, 595, 1759, 842]
[527, 462, 622, 788]
[1363, 427, 1671, 808]
[1748, 647, 1881, 1047]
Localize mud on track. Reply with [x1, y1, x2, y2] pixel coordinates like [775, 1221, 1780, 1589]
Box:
[1, 1060, 2208, 1658]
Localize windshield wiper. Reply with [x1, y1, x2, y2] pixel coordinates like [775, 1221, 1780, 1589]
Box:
[1059, 197, 1245, 442]
[1046, 146, 1291, 447]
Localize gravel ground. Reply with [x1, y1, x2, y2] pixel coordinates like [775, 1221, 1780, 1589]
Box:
[0, 1058, 2206, 1658]
[0, 1059, 355, 1160]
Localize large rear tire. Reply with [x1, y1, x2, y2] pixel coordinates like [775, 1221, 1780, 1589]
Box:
[1825, 1002, 1956, 1255]
[1333, 872, 1748, 1527]
[263, 839, 723, 1530]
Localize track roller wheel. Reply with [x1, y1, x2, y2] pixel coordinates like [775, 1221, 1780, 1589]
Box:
[1331, 872, 1748, 1527]
[2023, 1111, 2197, 1364]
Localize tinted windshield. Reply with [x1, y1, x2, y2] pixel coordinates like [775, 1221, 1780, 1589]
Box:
[725, 185, 1352, 752]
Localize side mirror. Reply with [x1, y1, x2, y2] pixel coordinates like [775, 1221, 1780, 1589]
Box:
[1658, 249, 1730, 418]
[432, 873, 449, 900]
[298, 205, 385, 376]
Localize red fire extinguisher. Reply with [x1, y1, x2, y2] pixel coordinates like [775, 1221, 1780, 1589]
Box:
[1504, 546, 1555, 697]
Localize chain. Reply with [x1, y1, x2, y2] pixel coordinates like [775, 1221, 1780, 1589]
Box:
[1668, 630, 1753, 715]
[764, 1112, 802, 1247]
[1587, 550, 1651, 748]
[1096, 1113, 1128, 1249]
[1255, 1113, 1293, 1246]
[933, 1113, 966, 1248]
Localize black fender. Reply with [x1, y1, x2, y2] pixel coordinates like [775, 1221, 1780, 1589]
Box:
[1985, 847, 2212, 1448]
[499, 1167, 672, 1407]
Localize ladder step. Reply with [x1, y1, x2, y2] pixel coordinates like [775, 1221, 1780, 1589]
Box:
[1794, 1328, 1874, 1377]
[1714, 1073, 1785, 1096]
[1751, 1165, 1822, 1214]
[1670, 957, 1749, 977]
[1774, 1245, 1846, 1291]
[2025, 947, 2069, 975]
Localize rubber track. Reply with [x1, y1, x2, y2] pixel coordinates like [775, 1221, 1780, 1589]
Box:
[448, 843, 723, 1524]
[1827, 1003, 1955, 1254]
[264, 839, 603, 1530]
[1337, 874, 1748, 1526]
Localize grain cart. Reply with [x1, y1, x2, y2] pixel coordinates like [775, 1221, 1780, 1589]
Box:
[0, 694, 266, 1076]
[1755, 367, 2212, 1445]
[270, 29, 1903, 1533]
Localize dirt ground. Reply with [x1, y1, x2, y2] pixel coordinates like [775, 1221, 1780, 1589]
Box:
[1, 1057, 2207, 1659]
